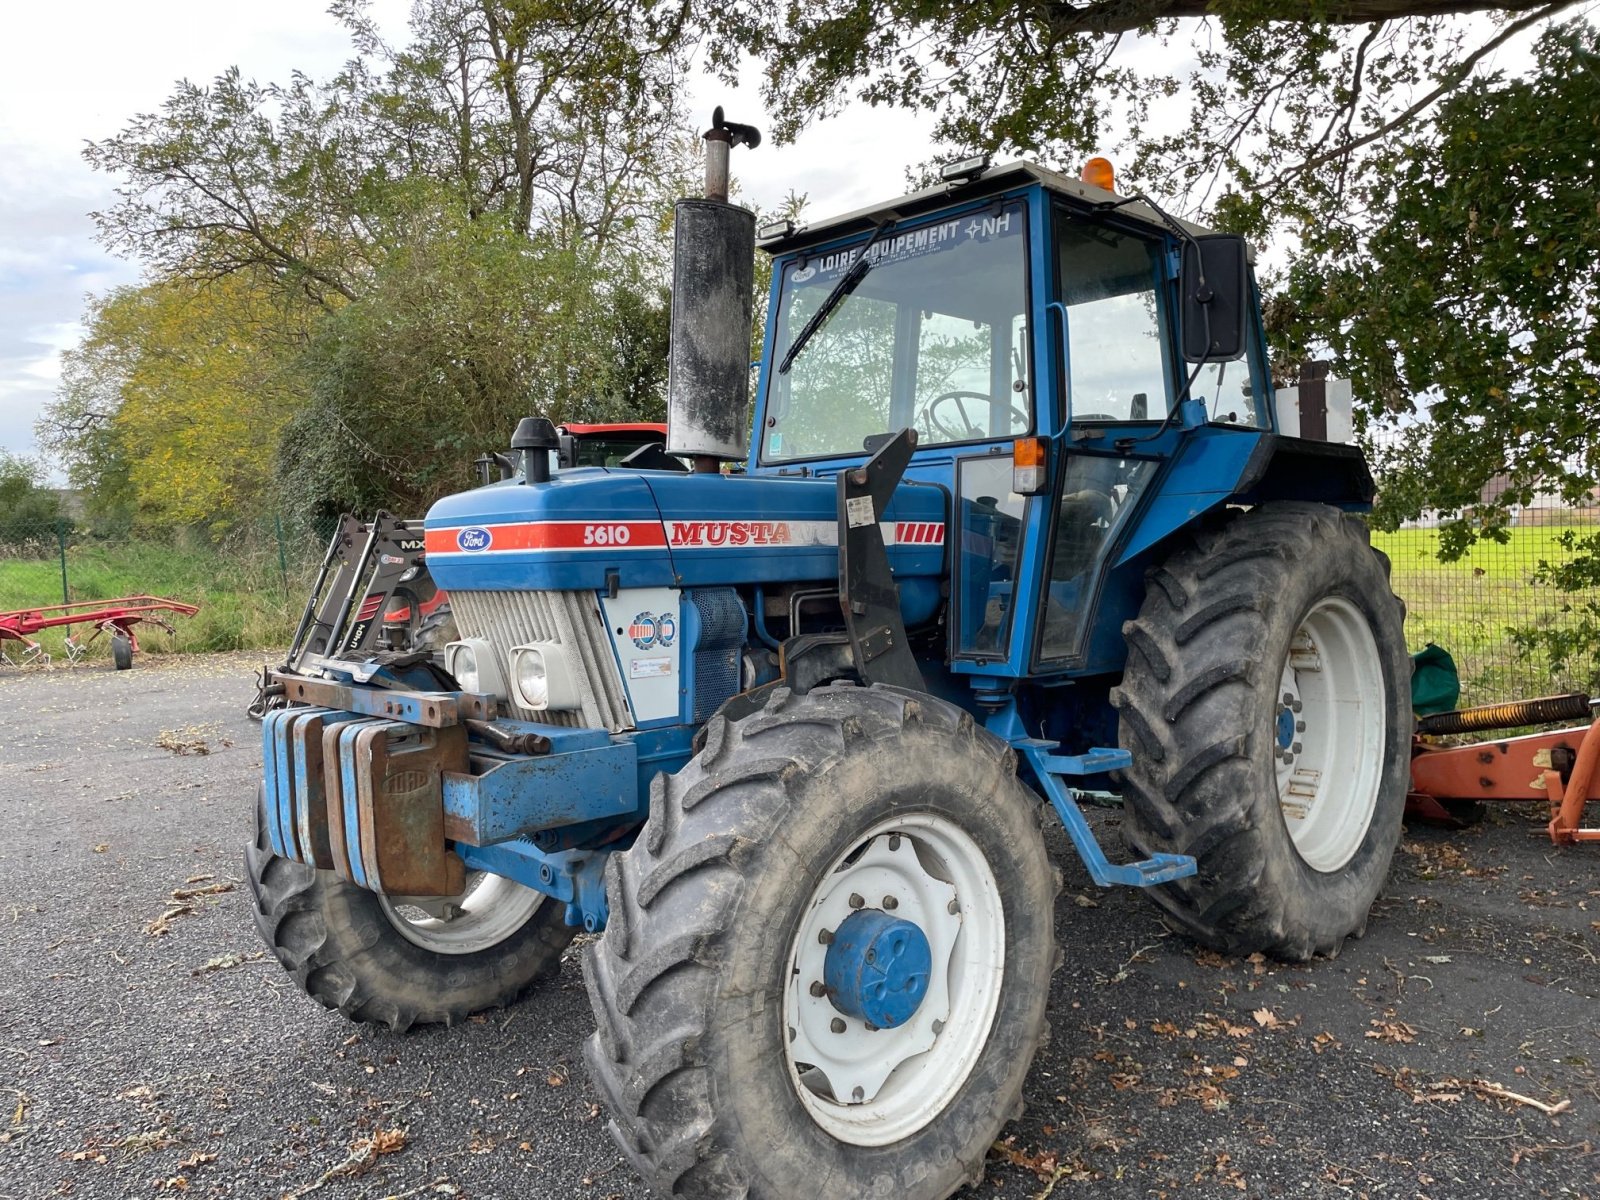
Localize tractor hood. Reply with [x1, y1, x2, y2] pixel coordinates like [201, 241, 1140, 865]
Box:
[423, 468, 947, 594]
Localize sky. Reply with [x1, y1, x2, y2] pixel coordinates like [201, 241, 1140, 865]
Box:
[0, 1, 940, 474]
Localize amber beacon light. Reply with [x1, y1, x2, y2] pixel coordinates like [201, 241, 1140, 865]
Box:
[1081, 157, 1116, 193]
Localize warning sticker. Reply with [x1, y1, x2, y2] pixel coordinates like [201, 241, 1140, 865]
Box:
[846, 495, 876, 529]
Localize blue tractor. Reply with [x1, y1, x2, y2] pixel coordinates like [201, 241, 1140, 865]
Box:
[247, 114, 1410, 1198]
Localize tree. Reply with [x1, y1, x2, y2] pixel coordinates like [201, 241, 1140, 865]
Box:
[274, 201, 675, 525]
[0, 452, 64, 550]
[63, 0, 697, 528]
[1277, 19, 1600, 663]
[692, 0, 1578, 239]
[45, 273, 311, 531]
[84, 0, 689, 306]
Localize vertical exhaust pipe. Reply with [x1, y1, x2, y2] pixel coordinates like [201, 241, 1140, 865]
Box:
[666, 108, 761, 473]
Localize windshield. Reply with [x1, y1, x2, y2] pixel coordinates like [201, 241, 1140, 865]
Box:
[762, 201, 1030, 462]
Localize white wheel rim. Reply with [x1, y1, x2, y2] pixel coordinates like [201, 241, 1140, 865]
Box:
[1275, 596, 1386, 872]
[379, 872, 546, 955]
[783, 812, 1005, 1147]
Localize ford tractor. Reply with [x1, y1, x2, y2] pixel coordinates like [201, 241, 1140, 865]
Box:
[247, 111, 1409, 1199]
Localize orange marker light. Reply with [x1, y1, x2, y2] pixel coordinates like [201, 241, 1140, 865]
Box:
[1013, 437, 1048, 495]
[1081, 157, 1116, 193]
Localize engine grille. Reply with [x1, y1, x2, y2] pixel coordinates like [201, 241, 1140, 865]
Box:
[448, 590, 630, 730]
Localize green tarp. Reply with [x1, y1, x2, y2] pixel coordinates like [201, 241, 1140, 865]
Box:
[1411, 642, 1460, 716]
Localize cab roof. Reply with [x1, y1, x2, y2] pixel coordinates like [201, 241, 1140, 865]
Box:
[757, 160, 1225, 257]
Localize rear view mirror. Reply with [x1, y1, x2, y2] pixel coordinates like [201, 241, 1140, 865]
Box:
[1181, 234, 1249, 363]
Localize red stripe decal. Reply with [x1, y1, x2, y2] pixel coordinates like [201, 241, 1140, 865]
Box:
[426, 521, 668, 555]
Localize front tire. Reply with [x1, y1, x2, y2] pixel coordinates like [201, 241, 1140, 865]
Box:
[245, 791, 574, 1029]
[1113, 502, 1410, 960]
[583, 684, 1058, 1199]
[110, 634, 133, 671]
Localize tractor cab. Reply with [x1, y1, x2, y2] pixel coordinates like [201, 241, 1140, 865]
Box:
[751, 160, 1282, 678]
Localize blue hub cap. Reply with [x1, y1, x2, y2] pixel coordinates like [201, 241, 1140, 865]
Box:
[822, 909, 933, 1029]
[1276, 704, 1296, 750]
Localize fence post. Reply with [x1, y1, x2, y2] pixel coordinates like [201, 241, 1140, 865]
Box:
[55, 519, 70, 605]
[275, 513, 290, 596]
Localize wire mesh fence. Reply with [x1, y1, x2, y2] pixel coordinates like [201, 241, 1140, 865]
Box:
[1365, 429, 1600, 708]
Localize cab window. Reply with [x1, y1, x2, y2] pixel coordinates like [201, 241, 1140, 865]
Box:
[1056, 218, 1169, 422]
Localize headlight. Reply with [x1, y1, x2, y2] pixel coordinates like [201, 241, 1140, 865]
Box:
[444, 638, 505, 700]
[509, 642, 579, 711]
[515, 649, 548, 708]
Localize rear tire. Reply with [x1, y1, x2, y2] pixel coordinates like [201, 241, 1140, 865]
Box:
[245, 790, 574, 1029]
[1112, 502, 1410, 960]
[111, 634, 133, 671]
[583, 683, 1059, 1199]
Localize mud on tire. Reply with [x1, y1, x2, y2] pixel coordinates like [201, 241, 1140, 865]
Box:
[1112, 501, 1411, 961]
[583, 683, 1059, 1200]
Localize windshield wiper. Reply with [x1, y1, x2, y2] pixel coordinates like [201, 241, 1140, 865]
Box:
[777, 217, 898, 375]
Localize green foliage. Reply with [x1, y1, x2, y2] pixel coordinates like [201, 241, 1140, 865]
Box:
[46, 275, 310, 532]
[0, 531, 309, 658]
[0, 452, 64, 549]
[52, 1, 698, 531]
[275, 203, 673, 524]
[692, 1, 1566, 237]
[1279, 21, 1599, 661]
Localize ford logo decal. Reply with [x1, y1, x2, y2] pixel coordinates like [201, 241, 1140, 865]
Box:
[457, 526, 493, 553]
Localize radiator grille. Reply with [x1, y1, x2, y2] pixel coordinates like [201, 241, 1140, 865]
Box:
[689, 588, 746, 722]
[448, 590, 631, 730]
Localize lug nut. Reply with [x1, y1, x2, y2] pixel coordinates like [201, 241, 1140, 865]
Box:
[1291, 700, 1303, 713]
[882, 895, 898, 910]
[830, 1018, 846, 1034]
[851, 1086, 865, 1101]
[1296, 720, 1306, 733]
[1291, 742, 1302, 754]
[1282, 692, 1294, 705]
[809, 980, 827, 997]
[818, 929, 834, 945]
[848, 893, 865, 909]
[863, 1022, 879, 1033]
[888, 834, 901, 851]
[947, 899, 960, 915]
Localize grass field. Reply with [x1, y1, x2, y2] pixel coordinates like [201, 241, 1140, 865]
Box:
[1372, 524, 1600, 705]
[0, 538, 309, 665]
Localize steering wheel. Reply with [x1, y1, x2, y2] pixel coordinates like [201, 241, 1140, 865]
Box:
[923, 390, 1030, 441]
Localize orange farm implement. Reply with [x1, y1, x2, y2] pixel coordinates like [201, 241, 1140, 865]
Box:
[1408, 692, 1600, 843]
[0, 595, 200, 670]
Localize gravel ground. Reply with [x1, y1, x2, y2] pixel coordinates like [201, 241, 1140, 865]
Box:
[1, 652, 1597, 1199]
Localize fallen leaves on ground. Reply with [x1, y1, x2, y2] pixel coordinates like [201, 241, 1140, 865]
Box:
[155, 728, 211, 756]
[1400, 839, 1505, 879]
[281, 1127, 409, 1198]
[1378, 1066, 1572, 1115]
[1366, 1018, 1418, 1044]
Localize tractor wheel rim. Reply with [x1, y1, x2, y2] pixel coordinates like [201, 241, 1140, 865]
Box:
[378, 872, 546, 955]
[783, 812, 1005, 1147]
[1275, 595, 1386, 872]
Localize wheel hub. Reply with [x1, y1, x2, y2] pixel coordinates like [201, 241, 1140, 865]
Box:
[1273, 597, 1385, 872]
[823, 909, 932, 1029]
[784, 816, 1005, 1145]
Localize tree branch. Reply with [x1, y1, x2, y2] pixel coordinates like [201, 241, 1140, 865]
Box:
[1259, 1, 1578, 194]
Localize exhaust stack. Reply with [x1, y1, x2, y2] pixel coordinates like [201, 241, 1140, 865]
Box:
[666, 108, 761, 472]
